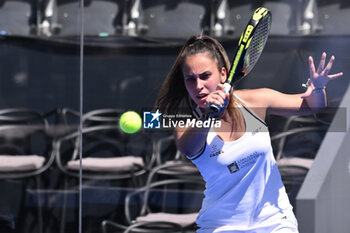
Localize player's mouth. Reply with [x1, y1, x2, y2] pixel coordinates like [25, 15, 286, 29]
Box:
[196, 93, 208, 100]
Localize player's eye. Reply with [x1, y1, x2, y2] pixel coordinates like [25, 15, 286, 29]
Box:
[185, 75, 196, 82]
[200, 72, 211, 80]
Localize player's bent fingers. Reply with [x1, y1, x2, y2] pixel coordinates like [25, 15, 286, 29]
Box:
[215, 91, 227, 100]
[212, 98, 224, 106]
[207, 99, 223, 109]
[211, 91, 226, 101]
[216, 83, 226, 91]
[212, 95, 225, 106]
[208, 95, 223, 104]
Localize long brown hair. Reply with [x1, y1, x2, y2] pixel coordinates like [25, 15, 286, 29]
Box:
[155, 35, 241, 129]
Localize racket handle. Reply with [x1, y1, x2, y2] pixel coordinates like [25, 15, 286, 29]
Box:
[209, 83, 232, 114]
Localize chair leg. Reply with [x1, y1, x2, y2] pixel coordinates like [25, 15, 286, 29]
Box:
[35, 176, 43, 233]
[130, 168, 143, 188]
[60, 178, 69, 233]
[101, 220, 127, 233]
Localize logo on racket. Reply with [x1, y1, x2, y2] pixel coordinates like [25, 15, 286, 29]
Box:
[143, 110, 161, 129]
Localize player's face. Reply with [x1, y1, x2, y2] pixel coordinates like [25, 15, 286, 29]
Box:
[182, 52, 226, 108]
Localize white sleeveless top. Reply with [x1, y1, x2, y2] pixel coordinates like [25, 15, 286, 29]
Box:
[187, 100, 298, 232]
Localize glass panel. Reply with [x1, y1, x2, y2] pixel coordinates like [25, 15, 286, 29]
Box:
[0, 0, 81, 232]
[79, 1, 212, 232]
[78, 1, 350, 233]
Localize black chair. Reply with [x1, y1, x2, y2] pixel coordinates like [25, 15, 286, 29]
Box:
[55, 125, 155, 182]
[60, 108, 127, 168]
[54, 124, 156, 233]
[0, 108, 55, 233]
[59, 108, 153, 184]
[40, 0, 127, 36]
[126, 0, 213, 39]
[0, 0, 39, 35]
[102, 178, 205, 233]
[0, 108, 55, 179]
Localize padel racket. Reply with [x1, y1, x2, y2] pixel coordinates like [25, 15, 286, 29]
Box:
[210, 7, 272, 113]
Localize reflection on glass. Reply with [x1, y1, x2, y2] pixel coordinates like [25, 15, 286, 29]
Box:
[0, 0, 80, 232]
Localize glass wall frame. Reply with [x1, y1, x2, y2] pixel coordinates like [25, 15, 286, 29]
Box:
[1, 1, 350, 233]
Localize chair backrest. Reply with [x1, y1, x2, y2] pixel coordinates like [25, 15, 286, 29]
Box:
[0, 0, 38, 35]
[0, 108, 54, 178]
[0, 108, 48, 127]
[60, 108, 156, 163]
[269, 114, 329, 161]
[42, 0, 127, 36]
[83, 108, 125, 126]
[132, 0, 213, 39]
[0, 108, 50, 154]
[54, 124, 156, 181]
[55, 125, 126, 162]
[155, 135, 185, 166]
[61, 108, 125, 133]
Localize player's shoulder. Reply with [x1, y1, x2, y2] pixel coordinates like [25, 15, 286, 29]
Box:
[234, 88, 273, 120]
[234, 88, 275, 103]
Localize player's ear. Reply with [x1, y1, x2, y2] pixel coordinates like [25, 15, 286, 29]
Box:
[220, 67, 227, 83]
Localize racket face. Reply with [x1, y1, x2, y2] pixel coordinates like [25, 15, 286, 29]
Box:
[243, 14, 271, 76]
[227, 8, 271, 85]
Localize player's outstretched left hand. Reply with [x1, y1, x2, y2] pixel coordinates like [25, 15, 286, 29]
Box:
[301, 52, 343, 98]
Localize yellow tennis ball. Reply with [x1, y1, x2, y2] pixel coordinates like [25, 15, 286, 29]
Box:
[119, 111, 142, 134]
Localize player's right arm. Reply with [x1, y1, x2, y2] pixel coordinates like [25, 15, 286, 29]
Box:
[174, 124, 211, 157]
[174, 84, 228, 157]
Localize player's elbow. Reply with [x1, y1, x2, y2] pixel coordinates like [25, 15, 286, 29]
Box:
[306, 99, 327, 114]
[309, 104, 327, 114]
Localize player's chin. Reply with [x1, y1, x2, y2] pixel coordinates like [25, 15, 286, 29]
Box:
[189, 95, 205, 108]
[194, 100, 207, 109]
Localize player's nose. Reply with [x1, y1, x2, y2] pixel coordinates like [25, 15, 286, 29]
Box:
[195, 78, 204, 90]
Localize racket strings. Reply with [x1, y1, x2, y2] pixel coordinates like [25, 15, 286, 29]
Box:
[245, 15, 271, 74]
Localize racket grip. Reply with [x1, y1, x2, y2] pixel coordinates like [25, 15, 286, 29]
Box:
[209, 83, 232, 114]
